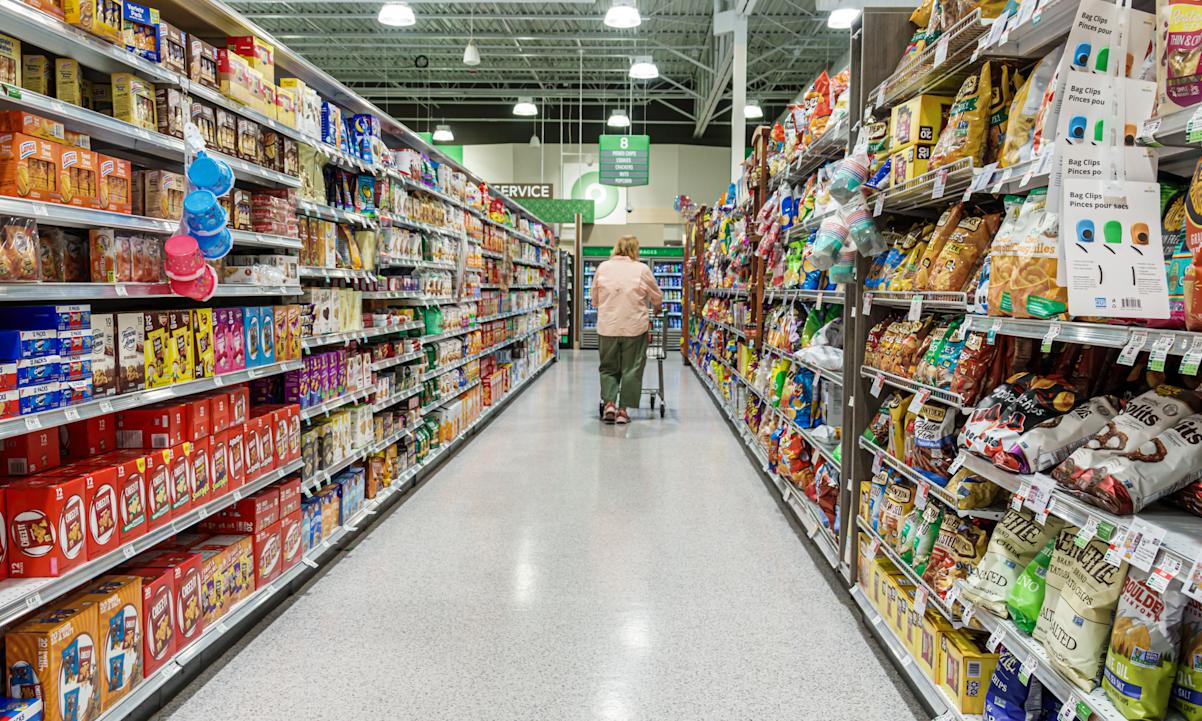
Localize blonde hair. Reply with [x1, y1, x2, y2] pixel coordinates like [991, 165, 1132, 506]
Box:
[612, 235, 640, 260]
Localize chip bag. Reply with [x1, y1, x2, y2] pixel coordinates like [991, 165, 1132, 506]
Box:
[1007, 538, 1054, 635]
[1104, 569, 1188, 720]
[922, 517, 990, 598]
[961, 509, 1063, 615]
[1172, 599, 1202, 721]
[931, 62, 993, 170]
[1045, 536, 1129, 691]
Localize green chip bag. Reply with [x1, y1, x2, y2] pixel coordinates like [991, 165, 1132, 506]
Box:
[898, 510, 919, 561]
[1173, 599, 1202, 721]
[1007, 538, 1054, 635]
[911, 504, 943, 576]
[1104, 569, 1188, 720]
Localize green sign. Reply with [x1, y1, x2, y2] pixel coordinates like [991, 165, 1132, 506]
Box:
[511, 198, 594, 224]
[582, 246, 682, 257]
[599, 134, 650, 187]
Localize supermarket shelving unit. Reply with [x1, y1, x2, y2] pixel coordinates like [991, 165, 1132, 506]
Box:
[558, 249, 574, 349]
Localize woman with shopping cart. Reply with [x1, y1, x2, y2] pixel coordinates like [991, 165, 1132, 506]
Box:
[590, 234, 663, 424]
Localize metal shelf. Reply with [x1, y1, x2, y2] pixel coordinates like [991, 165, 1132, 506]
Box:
[701, 317, 745, 338]
[865, 158, 976, 214]
[302, 425, 412, 488]
[858, 517, 968, 627]
[362, 290, 424, 300]
[788, 116, 850, 180]
[0, 196, 174, 233]
[298, 267, 374, 282]
[705, 288, 749, 298]
[0, 281, 287, 301]
[370, 384, 423, 411]
[370, 350, 425, 371]
[0, 359, 301, 443]
[860, 437, 1006, 521]
[299, 385, 377, 420]
[230, 230, 302, 251]
[979, 0, 1076, 60]
[296, 200, 378, 228]
[763, 287, 842, 304]
[0, 458, 301, 629]
[961, 315, 1202, 362]
[860, 365, 972, 411]
[731, 361, 842, 467]
[420, 378, 483, 415]
[302, 322, 422, 350]
[867, 9, 989, 113]
[863, 290, 970, 313]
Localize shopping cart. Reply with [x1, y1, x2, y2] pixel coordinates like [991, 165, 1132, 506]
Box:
[598, 314, 668, 418]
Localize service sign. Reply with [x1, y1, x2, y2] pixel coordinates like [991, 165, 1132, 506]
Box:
[493, 183, 554, 199]
[599, 134, 650, 187]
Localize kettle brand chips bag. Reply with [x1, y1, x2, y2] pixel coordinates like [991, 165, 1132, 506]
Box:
[1035, 527, 1081, 645]
[1045, 536, 1129, 692]
[1007, 539, 1054, 636]
[961, 509, 1064, 615]
[1173, 599, 1202, 721]
[1104, 569, 1188, 720]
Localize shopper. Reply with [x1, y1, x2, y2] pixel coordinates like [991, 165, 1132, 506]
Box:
[590, 235, 663, 424]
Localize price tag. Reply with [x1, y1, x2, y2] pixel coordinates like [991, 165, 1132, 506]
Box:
[908, 388, 930, 413]
[216, 621, 229, 635]
[302, 557, 319, 569]
[1182, 337, 1202, 376]
[869, 536, 881, 556]
[1025, 473, 1055, 517]
[863, 293, 873, 314]
[1189, 106, 1202, 145]
[1149, 335, 1174, 372]
[948, 453, 965, 476]
[914, 586, 929, 616]
[870, 374, 885, 398]
[945, 584, 961, 609]
[122, 545, 136, 559]
[933, 38, 949, 67]
[1058, 697, 1078, 721]
[114, 284, 128, 297]
[1017, 0, 1038, 24]
[1184, 559, 1202, 602]
[1148, 554, 1183, 593]
[875, 83, 886, 109]
[1075, 516, 1100, 548]
[988, 319, 1001, 345]
[212, 374, 225, 387]
[63, 407, 80, 421]
[24, 593, 41, 610]
[961, 602, 977, 626]
[987, 625, 1005, 652]
[908, 294, 923, 321]
[1040, 322, 1061, 352]
[160, 661, 181, 680]
[1012, 482, 1030, 511]
[986, 14, 1008, 46]
[932, 169, 948, 199]
[1121, 518, 1168, 572]
[1139, 117, 1163, 147]
[99, 400, 114, 414]
[23, 416, 41, 431]
[873, 450, 884, 474]
[992, 167, 1013, 194]
[873, 194, 885, 217]
[1019, 651, 1038, 683]
[915, 480, 929, 510]
[196, 506, 208, 520]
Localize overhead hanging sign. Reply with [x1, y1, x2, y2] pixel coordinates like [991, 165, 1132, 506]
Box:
[599, 134, 650, 187]
[493, 183, 554, 199]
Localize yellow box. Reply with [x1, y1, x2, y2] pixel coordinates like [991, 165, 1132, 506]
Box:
[192, 308, 214, 379]
[889, 94, 953, 150]
[274, 85, 297, 128]
[227, 34, 274, 83]
[0, 34, 20, 87]
[856, 533, 872, 589]
[890, 143, 934, 188]
[859, 481, 874, 524]
[112, 72, 156, 131]
[917, 612, 952, 680]
[20, 55, 49, 95]
[64, 0, 123, 44]
[56, 59, 85, 107]
[938, 630, 999, 715]
[170, 310, 193, 383]
[889, 575, 915, 637]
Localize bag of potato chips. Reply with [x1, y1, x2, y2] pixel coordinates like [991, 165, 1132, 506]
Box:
[1104, 569, 1188, 720]
[1172, 599, 1202, 721]
[961, 509, 1064, 615]
[922, 517, 990, 598]
[1045, 536, 1129, 691]
[1035, 527, 1080, 645]
[1007, 539, 1054, 635]
[931, 62, 993, 170]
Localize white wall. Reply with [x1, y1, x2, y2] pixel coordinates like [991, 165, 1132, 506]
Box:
[460, 142, 729, 247]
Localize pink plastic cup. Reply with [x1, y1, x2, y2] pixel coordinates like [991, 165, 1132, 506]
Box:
[169, 263, 217, 301]
[164, 234, 204, 280]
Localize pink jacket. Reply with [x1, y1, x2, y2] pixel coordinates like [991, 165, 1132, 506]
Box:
[591, 255, 663, 337]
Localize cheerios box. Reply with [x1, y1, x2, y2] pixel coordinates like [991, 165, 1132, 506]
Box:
[0, 132, 60, 203]
[6, 475, 87, 577]
[6, 602, 100, 721]
[938, 629, 998, 715]
[120, 565, 174, 677]
[70, 575, 142, 711]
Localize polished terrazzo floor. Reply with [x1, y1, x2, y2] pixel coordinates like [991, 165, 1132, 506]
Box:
[155, 352, 925, 721]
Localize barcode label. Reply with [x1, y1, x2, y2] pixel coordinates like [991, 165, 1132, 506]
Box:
[968, 661, 982, 679]
[1121, 298, 1142, 309]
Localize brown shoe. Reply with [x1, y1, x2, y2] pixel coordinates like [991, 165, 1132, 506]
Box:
[603, 402, 617, 423]
[615, 408, 630, 424]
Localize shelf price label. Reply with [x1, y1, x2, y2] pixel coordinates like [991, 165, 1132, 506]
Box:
[1118, 518, 1168, 572]
[1147, 554, 1182, 594]
[961, 602, 977, 627]
[908, 388, 931, 413]
[1019, 651, 1038, 684]
[948, 453, 965, 476]
[914, 586, 929, 616]
[1040, 322, 1061, 353]
[915, 480, 929, 510]
[1012, 482, 1030, 511]
[1184, 559, 1202, 602]
[933, 38, 949, 68]
[1181, 337, 1202, 376]
[945, 584, 961, 609]
[932, 169, 948, 200]
[1025, 473, 1054, 519]
[1075, 516, 1100, 548]
[986, 625, 1005, 652]
[870, 374, 885, 398]
[873, 194, 885, 217]
[873, 450, 884, 474]
[988, 319, 1002, 345]
[863, 293, 873, 314]
[908, 294, 923, 321]
[1149, 335, 1175, 372]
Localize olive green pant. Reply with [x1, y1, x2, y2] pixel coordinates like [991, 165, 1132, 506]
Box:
[599, 334, 648, 409]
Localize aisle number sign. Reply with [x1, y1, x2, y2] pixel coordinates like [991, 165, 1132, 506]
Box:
[599, 134, 650, 187]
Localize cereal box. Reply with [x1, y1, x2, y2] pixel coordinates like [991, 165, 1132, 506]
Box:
[192, 308, 214, 379]
[97, 154, 131, 215]
[64, 0, 122, 44]
[274, 85, 297, 128]
[0, 35, 20, 87]
[6, 603, 100, 721]
[71, 575, 142, 710]
[19, 55, 49, 95]
[6, 475, 87, 577]
[55, 59, 85, 107]
[168, 310, 193, 383]
[114, 312, 144, 394]
[142, 311, 171, 389]
[59, 147, 99, 209]
[111, 73, 156, 131]
[120, 566, 173, 677]
[0, 133, 60, 203]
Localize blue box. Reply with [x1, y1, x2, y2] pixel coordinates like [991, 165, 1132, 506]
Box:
[242, 307, 262, 368]
[122, 2, 162, 63]
[0, 697, 42, 721]
[61, 378, 93, 405]
[0, 330, 57, 361]
[16, 356, 60, 387]
[57, 328, 93, 358]
[19, 381, 60, 415]
[258, 306, 275, 367]
[0, 305, 89, 331]
[60, 356, 91, 382]
[320, 101, 341, 147]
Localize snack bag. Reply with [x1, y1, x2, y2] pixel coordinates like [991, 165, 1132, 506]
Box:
[911, 204, 965, 290]
[928, 211, 1002, 292]
[947, 466, 1004, 509]
[985, 650, 1046, 721]
[999, 47, 1062, 167]
[910, 504, 944, 575]
[1103, 569, 1188, 720]
[1035, 527, 1080, 644]
[930, 62, 993, 170]
[922, 517, 990, 598]
[1173, 599, 1202, 721]
[910, 402, 959, 485]
[960, 509, 1064, 615]
[1045, 536, 1129, 691]
[1007, 539, 1054, 635]
[998, 395, 1121, 474]
[1157, 0, 1202, 117]
[960, 372, 1078, 462]
[879, 477, 916, 547]
[949, 332, 997, 405]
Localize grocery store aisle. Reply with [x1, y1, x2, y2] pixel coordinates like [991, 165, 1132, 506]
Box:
[156, 352, 924, 721]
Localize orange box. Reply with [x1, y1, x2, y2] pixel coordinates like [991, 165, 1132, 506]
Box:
[60, 146, 99, 208]
[138, 552, 205, 646]
[6, 602, 100, 721]
[226, 35, 274, 83]
[117, 404, 184, 449]
[97, 153, 131, 215]
[180, 396, 210, 442]
[0, 111, 65, 142]
[207, 390, 231, 433]
[70, 575, 143, 711]
[253, 520, 281, 587]
[0, 132, 60, 202]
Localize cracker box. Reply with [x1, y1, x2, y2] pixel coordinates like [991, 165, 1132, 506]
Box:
[0, 112, 65, 143]
[121, 1, 161, 63]
[159, 21, 186, 75]
[7, 475, 87, 577]
[258, 306, 275, 367]
[179, 396, 209, 442]
[216, 49, 255, 107]
[114, 312, 145, 394]
[19, 55, 49, 95]
[168, 310, 193, 383]
[189, 436, 210, 504]
[141, 448, 171, 531]
[71, 575, 142, 710]
[64, 0, 122, 44]
[6, 603, 100, 721]
[192, 308, 214, 379]
[917, 612, 952, 680]
[207, 389, 230, 433]
[229, 385, 248, 425]
[274, 85, 297, 129]
[1, 428, 60, 474]
[60, 146, 99, 209]
[111, 73, 156, 132]
[272, 306, 288, 362]
[889, 94, 952, 151]
[890, 143, 934, 188]
[253, 413, 275, 475]
[938, 630, 998, 715]
[222, 307, 246, 373]
[187, 37, 218, 91]
[235, 116, 258, 162]
[90, 81, 112, 117]
[253, 520, 281, 587]
[142, 311, 171, 389]
[226, 35, 273, 83]
[154, 86, 185, 139]
[97, 154, 131, 215]
[102, 450, 146, 543]
[0, 34, 18, 87]
[78, 466, 119, 558]
[214, 107, 236, 156]
[55, 59, 85, 107]
[117, 403, 183, 450]
[0, 132, 60, 203]
[63, 417, 116, 459]
[279, 505, 301, 571]
[139, 552, 203, 645]
[242, 415, 262, 479]
[190, 102, 216, 148]
[121, 565, 173, 677]
[208, 429, 228, 498]
[286, 305, 301, 361]
[143, 169, 182, 220]
[190, 534, 253, 616]
[65, 128, 90, 148]
[226, 423, 246, 491]
[163, 443, 190, 516]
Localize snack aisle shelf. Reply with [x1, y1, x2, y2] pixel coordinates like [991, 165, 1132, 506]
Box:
[859, 366, 972, 411]
[0, 281, 301, 300]
[0, 458, 302, 630]
[856, 518, 968, 627]
[298, 384, 377, 420]
[302, 322, 423, 350]
[732, 358, 841, 466]
[370, 383, 423, 411]
[371, 350, 425, 372]
[860, 437, 1006, 522]
[866, 9, 988, 111]
[297, 267, 375, 282]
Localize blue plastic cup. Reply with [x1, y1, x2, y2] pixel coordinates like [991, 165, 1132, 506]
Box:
[192, 226, 232, 260]
[183, 190, 228, 234]
[187, 151, 235, 196]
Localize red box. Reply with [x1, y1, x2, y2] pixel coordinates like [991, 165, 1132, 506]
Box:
[117, 405, 184, 449]
[7, 475, 87, 577]
[179, 397, 210, 442]
[208, 430, 229, 499]
[255, 405, 293, 469]
[62, 417, 117, 459]
[202, 487, 277, 534]
[229, 386, 248, 426]
[124, 566, 176, 676]
[80, 466, 120, 558]
[255, 414, 275, 476]
[0, 488, 9, 581]
[165, 444, 192, 517]
[103, 451, 148, 544]
[243, 416, 263, 480]
[207, 391, 230, 433]
[143, 449, 173, 531]
[252, 520, 281, 588]
[277, 477, 299, 516]
[0, 429, 61, 475]
[226, 424, 246, 491]
[139, 552, 205, 645]
[189, 437, 211, 505]
[279, 509, 301, 571]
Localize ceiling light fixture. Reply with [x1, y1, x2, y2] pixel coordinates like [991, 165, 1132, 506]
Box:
[628, 55, 658, 80]
[604, 0, 641, 28]
[744, 99, 764, 119]
[377, 2, 415, 26]
[607, 108, 631, 128]
[463, 40, 481, 66]
[827, 7, 860, 28]
[513, 97, 538, 116]
[432, 124, 454, 142]
[529, 133, 541, 147]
